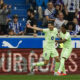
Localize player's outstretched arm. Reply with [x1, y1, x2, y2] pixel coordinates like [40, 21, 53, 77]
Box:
[56, 39, 67, 43]
[27, 24, 43, 32]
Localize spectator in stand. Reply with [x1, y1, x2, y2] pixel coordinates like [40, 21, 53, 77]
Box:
[27, 9, 32, 20]
[67, 21, 76, 35]
[73, 18, 80, 35]
[0, 0, 4, 9]
[63, 0, 79, 21]
[9, 15, 24, 35]
[55, 4, 61, 17]
[45, 2, 57, 21]
[42, 2, 57, 27]
[54, 12, 67, 30]
[67, 18, 80, 36]
[54, 3, 68, 20]
[0, 2, 11, 35]
[0, 0, 4, 35]
[61, 4, 69, 20]
[27, 9, 36, 21]
[26, 11, 37, 37]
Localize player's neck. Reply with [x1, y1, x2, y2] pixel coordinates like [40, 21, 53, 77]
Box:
[49, 28, 54, 31]
[63, 31, 66, 34]
[50, 29, 53, 31]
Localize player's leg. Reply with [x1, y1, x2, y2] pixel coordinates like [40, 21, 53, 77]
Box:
[54, 56, 60, 71]
[51, 49, 60, 74]
[56, 48, 66, 75]
[61, 48, 72, 75]
[30, 60, 49, 73]
[57, 57, 66, 75]
[30, 50, 50, 72]
[34, 60, 49, 66]
[34, 50, 50, 66]
[62, 64, 66, 75]
[57, 48, 67, 75]
[57, 48, 72, 75]
[35, 41, 51, 66]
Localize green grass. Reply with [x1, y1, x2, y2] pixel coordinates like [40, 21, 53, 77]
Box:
[0, 75, 80, 80]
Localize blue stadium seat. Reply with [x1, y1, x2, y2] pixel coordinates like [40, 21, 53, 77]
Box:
[44, 0, 49, 7]
[11, 9, 27, 17]
[37, 21, 42, 27]
[12, 5, 27, 9]
[36, 0, 49, 6]
[36, 0, 43, 6]
[4, 0, 26, 5]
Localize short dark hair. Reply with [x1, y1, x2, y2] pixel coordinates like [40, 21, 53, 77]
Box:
[67, 21, 76, 31]
[30, 10, 35, 15]
[48, 21, 54, 26]
[48, 1, 53, 5]
[62, 24, 67, 29]
[13, 14, 18, 19]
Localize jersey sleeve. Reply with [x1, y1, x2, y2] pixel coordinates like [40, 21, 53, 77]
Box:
[45, 9, 49, 16]
[60, 32, 62, 38]
[65, 33, 70, 40]
[43, 29, 48, 33]
[55, 28, 58, 35]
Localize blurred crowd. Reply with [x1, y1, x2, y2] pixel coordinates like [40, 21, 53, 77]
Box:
[0, 0, 80, 37]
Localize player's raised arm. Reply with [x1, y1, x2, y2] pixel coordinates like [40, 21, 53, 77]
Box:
[27, 24, 43, 32]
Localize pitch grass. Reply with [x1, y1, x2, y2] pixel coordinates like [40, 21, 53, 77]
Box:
[0, 75, 80, 80]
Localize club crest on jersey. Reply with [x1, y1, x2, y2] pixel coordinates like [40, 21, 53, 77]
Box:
[51, 36, 54, 40]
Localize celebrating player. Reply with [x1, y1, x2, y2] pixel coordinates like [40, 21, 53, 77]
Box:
[27, 21, 60, 74]
[56, 24, 73, 75]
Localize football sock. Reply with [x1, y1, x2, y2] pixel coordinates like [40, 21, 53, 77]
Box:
[62, 64, 66, 74]
[55, 62, 60, 72]
[58, 58, 65, 73]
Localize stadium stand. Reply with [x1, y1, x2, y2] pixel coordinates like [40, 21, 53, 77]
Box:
[3, 0, 49, 29]
[2, 0, 80, 36]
